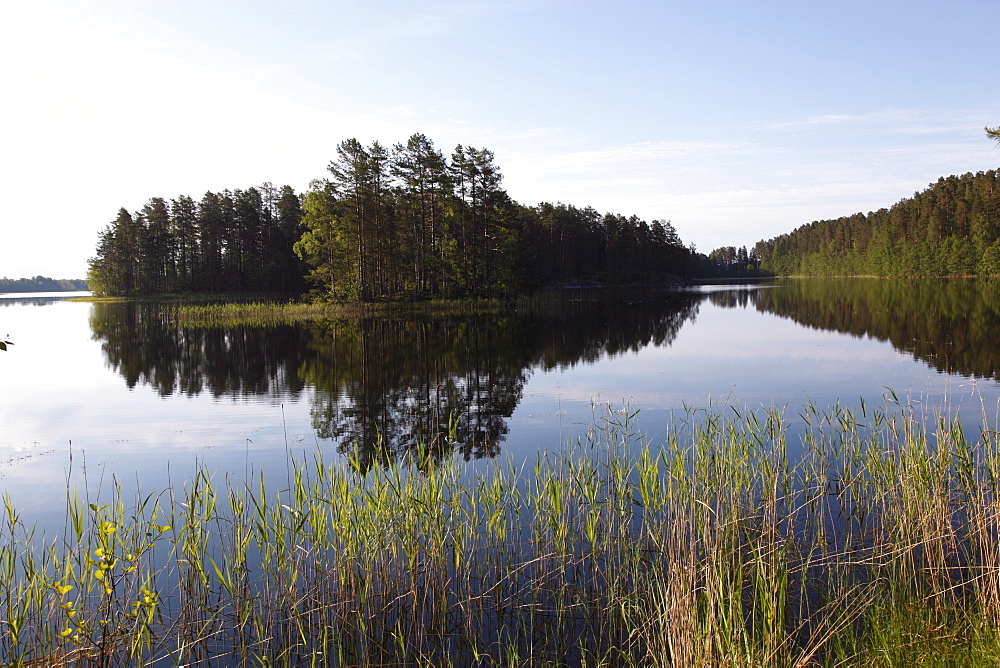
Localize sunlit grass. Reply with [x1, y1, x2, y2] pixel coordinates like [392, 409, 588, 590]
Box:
[70, 293, 290, 306]
[174, 297, 511, 327]
[2, 401, 1000, 665]
[89, 286, 692, 326]
[170, 288, 689, 326]
[68, 296, 128, 303]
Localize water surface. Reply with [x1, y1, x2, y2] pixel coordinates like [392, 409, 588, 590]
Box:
[2, 279, 998, 520]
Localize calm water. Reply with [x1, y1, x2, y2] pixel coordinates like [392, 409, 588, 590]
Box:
[2, 279, 1000, 520]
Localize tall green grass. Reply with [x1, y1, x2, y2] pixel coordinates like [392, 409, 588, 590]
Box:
[2, 401, 1000, 665]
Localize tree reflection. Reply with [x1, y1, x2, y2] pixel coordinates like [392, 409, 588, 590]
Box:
[707, 288, 755, 310]
[300, 317, 527, 472]
[748, 278, 1000, 380]
[0, 297, 71, 307]
[90, 290, 703, 467]
[90, 303, 307, 398]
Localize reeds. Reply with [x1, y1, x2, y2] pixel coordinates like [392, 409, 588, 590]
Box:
[2, 401, 1000, 665]
[174, 298, 509, 327]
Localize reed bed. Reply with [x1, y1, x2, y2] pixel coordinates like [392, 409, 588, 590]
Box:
[175, 298, 509, 327]
[2, 402, 1000, 666]
[171, 288, 668, 327]
[72, 293, 288, 306]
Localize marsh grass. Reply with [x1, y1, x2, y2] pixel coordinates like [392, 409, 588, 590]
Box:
[2, 402, 1000, 665]
[169, 288, 679, 327]
[174, 297, 510, 327]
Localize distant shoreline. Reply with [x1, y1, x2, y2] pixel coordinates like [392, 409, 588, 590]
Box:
[0, 276, 88, 293]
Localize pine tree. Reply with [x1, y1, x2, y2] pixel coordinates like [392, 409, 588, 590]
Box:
[139, 197, 171, 293]
[392, 133, 450, 294]
[170, 196, 199, 290]
[197, 192, 225, 292]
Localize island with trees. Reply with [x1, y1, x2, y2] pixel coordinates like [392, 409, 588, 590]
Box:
[86, 129, 1000, 291]
[86, 133, 697, 300]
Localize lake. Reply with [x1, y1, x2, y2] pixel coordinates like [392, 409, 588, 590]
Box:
[2, 278, 999, 523]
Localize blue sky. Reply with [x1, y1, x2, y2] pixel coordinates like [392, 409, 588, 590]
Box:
[2, 0, 998, 279]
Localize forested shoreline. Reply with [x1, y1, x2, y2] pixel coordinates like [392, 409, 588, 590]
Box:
[0, 276, 88, 293]
[87, 133, 696, 299]
[87, 184, 307, 297]
[755, 168, 1000, 276]
[88, 130, 1000, 289]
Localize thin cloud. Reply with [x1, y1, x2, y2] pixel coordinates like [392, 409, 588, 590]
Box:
[767, 108, 920, 130]
[311, 2, 520, 64]
[510, 140, 742, 177]
[769, 114, 857, 128]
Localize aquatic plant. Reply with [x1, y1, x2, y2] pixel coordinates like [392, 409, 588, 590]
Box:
[173, 297, 509, 327]
[1, 401, 999, 665]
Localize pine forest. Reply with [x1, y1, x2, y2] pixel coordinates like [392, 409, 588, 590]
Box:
[755, 169, 1000, 276]
[86, 134, 696, 299]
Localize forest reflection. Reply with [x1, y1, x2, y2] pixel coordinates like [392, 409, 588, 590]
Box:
[0, 297, 70, 307]
[90, 290, 703, 469]
[751, 278, 1000, 381]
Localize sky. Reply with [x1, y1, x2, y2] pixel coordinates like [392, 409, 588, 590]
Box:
[2, 0, 998, 279]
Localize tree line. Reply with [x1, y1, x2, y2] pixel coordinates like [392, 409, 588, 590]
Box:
[0, 276, 88, 292]
[699, 245, 767, 277]
[87, 184, 306, 296]
[87, 133, 696, 299]
[754, 169, 1000, 276]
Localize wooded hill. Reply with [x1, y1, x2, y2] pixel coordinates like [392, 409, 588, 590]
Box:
[87, 133, 696, 299]
[755, 169, 1000, 276]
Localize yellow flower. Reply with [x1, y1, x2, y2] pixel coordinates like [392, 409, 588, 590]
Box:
[94, 569, 105, 580]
